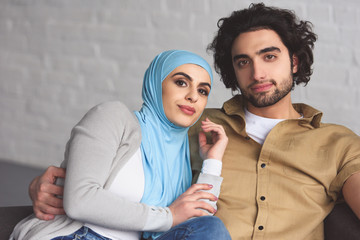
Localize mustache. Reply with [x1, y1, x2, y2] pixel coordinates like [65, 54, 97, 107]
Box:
[248, 80, 277, 89]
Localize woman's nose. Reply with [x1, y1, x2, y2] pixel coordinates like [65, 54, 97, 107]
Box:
[185, 89, 198, 102]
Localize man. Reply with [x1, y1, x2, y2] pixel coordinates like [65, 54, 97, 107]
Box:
[28, 3, 360, 239]
[188, 3, 360, 239]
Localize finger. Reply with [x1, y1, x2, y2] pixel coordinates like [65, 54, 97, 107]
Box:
[42, 194, 64, 208]
[184, 183, 213, 194]
[201, 125, 223, 135]
[36, 201, 65, 215]
[189, 191, 218, 201]
[193, 201, 216, 215]
[198, 131, 207, 148]
[46, 184, 64, 197]
[34, 210, 55, 221]
[201, 124, 225, 133]
[45, 166, 66, 182]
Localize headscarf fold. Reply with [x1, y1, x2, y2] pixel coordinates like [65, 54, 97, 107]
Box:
[134, 50, 213, 239]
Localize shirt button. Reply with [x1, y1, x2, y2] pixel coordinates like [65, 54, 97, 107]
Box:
[260, 196, 266, 201]
[261, 163, 266, 168]
[258, 226, 264, 230]
[245, 136, 250, 140]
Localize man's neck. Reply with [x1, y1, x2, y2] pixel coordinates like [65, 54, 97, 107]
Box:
[246, 94, 301, 119]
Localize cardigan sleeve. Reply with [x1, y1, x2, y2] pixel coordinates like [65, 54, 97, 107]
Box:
[62, 101, 172, 232]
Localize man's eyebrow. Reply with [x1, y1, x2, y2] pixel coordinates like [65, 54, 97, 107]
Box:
[172, 72, 211, 89]
[233, 54, 249, 62]
[257, 46, 281, 55]
[233, 46, 281, 62]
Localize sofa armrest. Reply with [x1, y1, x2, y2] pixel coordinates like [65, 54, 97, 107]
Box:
[0, 206, 33, 239]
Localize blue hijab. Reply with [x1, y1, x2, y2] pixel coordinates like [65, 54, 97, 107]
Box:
[134, 50, 213, 239]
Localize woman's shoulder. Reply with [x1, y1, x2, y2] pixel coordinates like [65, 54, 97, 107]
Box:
[77, 101, 139, 131]
[86, 101, 134, 119]
[91, 101, 131, 113]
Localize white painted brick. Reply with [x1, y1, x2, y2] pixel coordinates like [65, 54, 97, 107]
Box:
[97, 9, 150, 28]
[0, 0, 359, 169]
[164, 0, 209, 14]
[306, 4, 331, 24]
[0, 67, 26, 95]
[333, 6, 358, 26]
[338, 28, 360, 48]
[315, 44, 353, 65]
[46, 55, 78, 73]
[315, 25, 341, 44]
[349, 68, 360, 87]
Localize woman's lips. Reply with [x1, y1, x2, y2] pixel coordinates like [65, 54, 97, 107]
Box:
[178, 105, 196, 115]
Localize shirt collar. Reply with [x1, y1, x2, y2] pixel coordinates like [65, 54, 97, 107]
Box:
[222, 95, 323, 128]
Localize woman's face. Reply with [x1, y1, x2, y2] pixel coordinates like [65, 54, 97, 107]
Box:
[162, 64, 211, 128]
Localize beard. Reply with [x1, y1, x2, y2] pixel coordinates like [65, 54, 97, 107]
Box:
[240, 74, 293, 108]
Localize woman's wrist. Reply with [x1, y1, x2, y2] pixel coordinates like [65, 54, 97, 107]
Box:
[201, 159, 222, 176]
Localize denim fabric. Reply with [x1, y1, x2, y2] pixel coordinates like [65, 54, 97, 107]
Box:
[155, 216, 231, 240]
[51, 226, 111, 240]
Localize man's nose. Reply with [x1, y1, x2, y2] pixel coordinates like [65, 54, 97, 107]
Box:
[252, 61, 266, 81]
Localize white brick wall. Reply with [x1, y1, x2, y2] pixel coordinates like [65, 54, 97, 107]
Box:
[1, 0, 359, 168]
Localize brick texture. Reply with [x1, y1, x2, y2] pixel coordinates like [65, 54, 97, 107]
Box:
[0, 0, 359, 168]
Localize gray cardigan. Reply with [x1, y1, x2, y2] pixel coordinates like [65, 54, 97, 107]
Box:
[11, 101, 222, 240]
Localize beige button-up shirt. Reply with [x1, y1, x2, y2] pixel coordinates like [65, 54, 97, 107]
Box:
[189, 95, 360, 240]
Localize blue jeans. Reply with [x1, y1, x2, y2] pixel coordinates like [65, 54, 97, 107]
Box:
[51, 226, 111, 240]
[155, 216, 231, 240]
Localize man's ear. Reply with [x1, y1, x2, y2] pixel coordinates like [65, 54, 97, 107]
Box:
[292, 54, 299, 74]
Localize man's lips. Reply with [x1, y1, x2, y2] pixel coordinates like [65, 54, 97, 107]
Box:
[178, 105, 196, 115]
[250, 83, 273, 93]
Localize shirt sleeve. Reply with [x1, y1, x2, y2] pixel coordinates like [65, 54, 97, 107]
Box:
[201, 159, 223, 176]
[195, 158, 223, 214]
[62, 102, 172, 232]
[329, 128, 360, 199]
[196, 173, 223, 214]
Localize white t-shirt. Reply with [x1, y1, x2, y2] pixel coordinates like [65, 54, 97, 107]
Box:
[244, 108, 303, 145]
[244, 109, 285, 145]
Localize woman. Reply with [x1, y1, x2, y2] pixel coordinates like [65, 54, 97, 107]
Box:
[11, 50, 230, 240]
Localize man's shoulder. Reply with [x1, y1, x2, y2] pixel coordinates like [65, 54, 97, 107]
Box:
[320, 122, 359, 138]
[203, 107, 225, 115]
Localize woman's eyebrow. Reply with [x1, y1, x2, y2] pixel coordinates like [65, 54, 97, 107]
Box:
[172, 72, 192, 80]
[172, 72, 211, 89]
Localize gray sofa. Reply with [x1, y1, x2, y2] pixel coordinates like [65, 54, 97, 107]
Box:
[1, 202, 359, 239]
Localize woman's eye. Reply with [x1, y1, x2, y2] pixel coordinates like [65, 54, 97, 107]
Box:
[175, 80, 187, 87]
[198, 89, 209, 96]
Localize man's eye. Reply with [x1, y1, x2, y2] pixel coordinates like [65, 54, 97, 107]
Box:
[265, 55, 276, 60]
[237, 60, 249, 67]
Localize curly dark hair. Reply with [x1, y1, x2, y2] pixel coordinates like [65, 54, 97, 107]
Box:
[208, 3, 317, 91]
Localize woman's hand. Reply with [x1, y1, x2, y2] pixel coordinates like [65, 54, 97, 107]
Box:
[29, 166, 66, 220]
[168, 183, 217, 227]
[199, 118, 228, 161]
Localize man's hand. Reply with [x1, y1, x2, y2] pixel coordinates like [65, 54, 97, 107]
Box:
[29, 166, 66, 220]
[199, 118, 228, 161]
[168, 183, 217, 227]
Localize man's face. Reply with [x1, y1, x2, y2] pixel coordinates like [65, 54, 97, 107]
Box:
[231, 29, 298, 108]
